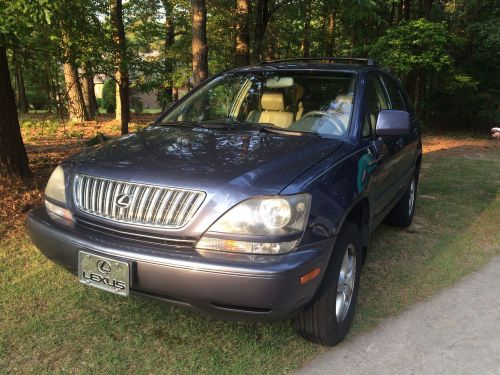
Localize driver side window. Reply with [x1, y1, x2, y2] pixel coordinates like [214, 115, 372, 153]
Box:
[365, 75, 390, 135]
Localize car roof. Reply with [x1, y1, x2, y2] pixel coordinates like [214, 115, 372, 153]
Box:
[227, 62, 386, 75]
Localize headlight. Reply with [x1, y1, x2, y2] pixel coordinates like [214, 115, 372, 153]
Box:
[44, 165, 73, 226]
[196, 194, 311, 255]
[45, 165, 66, 204]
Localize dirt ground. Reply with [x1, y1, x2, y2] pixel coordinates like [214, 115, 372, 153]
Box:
[1, 117, 498, 237]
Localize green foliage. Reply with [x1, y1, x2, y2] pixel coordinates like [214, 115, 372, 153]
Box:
[20, 118, 60, 136]
[0, 0, 54, 38]
[370, 19, 454, 77]
[4, 0, 499, 131]
[26, 88, 50, 110]
[102, 79, 116, 114]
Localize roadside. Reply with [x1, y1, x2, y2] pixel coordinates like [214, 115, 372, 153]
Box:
[295, 256, 500, 375]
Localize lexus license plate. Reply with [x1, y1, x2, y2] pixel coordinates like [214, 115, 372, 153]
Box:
[78, 251, 129, 296]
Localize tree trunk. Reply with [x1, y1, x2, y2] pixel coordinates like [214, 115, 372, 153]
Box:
[301, 0, 312, 58]
[63, 63, 89, 122]
[424, 0, 434, 18]
[324, 8, 336, 56]
[13, 49, 28, 113]
[115, 78, 121, 120]
[110, 0, 130, 135]
[397, 0, 403, 23]
[162, 0, 175, 105]
[235, 0, 250, 67]
[0, 45, 31, 178]
[389, 1, 396, 25]
[403, 0, 411, 21]
[191, 0, 208, 86]
[81, 64, 97, 119]
[172, 87, 179, 101]
[254, 0, 269, 62]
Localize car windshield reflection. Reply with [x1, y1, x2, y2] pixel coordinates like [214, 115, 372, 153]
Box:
[161, 72, 356, 138]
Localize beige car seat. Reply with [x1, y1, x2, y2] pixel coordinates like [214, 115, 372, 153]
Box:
[258, 92, 293, 128]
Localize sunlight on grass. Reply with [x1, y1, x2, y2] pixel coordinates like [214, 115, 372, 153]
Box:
[1, 149, 499, 374]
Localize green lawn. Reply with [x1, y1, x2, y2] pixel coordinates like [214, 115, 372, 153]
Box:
[1, 146, 499, 374]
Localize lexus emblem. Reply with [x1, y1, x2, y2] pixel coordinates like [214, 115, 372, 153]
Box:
[115, 194, 132, 208]
[96, 260, 111, 274]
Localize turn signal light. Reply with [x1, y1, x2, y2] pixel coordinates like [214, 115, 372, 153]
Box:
[300, 267, 320, 285]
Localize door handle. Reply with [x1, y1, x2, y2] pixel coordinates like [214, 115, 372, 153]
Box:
[369, 155, 384, 166]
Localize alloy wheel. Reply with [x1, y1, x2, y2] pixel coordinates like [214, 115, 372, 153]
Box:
[336, 244, 356, 323]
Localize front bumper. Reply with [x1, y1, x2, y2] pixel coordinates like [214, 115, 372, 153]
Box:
[26, 207, 334, 320]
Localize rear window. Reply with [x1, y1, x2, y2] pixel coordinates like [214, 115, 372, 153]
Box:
[382, 76, 407, 111]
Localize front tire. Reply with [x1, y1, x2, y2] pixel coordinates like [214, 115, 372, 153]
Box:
[293, 222, 362, 346]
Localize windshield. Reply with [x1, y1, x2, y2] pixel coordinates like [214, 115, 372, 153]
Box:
[161, 71, 356, 137]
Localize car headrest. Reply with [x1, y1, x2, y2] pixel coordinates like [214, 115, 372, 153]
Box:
[261, 92, 285, 111]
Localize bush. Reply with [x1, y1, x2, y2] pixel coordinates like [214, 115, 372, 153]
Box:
[26, 89, 50, 110]
[102, 79, 116, 114]
[130, 92, 144, 114]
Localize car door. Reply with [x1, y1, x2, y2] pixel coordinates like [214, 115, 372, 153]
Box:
[364, 73, 405, 220]
[380, 74, 417, 191]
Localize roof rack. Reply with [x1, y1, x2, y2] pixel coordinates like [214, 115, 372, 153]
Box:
[258, 57, 376, 66]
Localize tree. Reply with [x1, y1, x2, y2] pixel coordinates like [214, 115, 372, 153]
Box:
[12, 47, 29, 113]
[82, 63, 98, 118]
[110, 0, 130, 135]
[0, 0, 55, 177]
[235, 0, 250, 66]
[63, 62, 89, 122]
[0, 45, 31, 177]
[371, 19, 454, 111]
[253, 0, 294, 62]
[301, 0, 312, 57]
[191, 0, 208, 86]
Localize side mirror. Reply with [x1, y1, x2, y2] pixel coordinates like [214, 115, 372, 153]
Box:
[376, 110, 410, 137]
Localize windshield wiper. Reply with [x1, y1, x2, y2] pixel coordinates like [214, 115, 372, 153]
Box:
[156, 121, 198, 128]
[219, 119, 321, 137]
[159, 119, 320, 137]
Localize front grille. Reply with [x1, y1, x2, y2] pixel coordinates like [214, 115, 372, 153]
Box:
[74, 174, 205, 228]
[76, 216, 197, 248]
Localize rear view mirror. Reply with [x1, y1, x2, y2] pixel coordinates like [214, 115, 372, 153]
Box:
[265, 76, 294, 88]
[376, 110, 410, 136]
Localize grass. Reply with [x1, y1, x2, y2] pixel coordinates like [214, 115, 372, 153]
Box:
[1, 145, 499, 374]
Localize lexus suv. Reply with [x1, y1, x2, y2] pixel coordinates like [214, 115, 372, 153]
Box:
[27, 58, 421, 346]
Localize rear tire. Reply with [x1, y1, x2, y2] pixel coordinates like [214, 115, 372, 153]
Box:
[385, 174, 417, 228]
[292, 222, 362, 346]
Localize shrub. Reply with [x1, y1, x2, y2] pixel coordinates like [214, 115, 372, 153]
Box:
[102, 79, 116, 114]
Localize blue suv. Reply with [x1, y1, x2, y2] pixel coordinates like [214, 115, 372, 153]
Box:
[27, 58, 422, 346]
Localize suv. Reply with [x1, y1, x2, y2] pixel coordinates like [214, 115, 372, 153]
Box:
[27, 58, 421, 346]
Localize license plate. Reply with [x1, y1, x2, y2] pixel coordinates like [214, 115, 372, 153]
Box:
[78, 251, 129, 296]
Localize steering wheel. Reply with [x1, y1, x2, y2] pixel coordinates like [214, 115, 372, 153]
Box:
[302, 111, 346, 134]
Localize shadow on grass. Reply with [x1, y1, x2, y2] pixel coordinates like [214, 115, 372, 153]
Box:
[1, 146, 499, 374]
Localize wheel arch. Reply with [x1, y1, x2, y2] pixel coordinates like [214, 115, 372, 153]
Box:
[333, 197, 370, 265]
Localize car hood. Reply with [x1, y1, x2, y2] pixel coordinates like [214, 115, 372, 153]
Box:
[68, 126, 342, 197]
[66, 126, 342, 236]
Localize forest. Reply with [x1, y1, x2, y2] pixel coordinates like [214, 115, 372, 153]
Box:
[0, 0, 499, 178]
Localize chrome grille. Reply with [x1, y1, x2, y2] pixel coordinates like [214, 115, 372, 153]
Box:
[74, 175, 205, 228]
